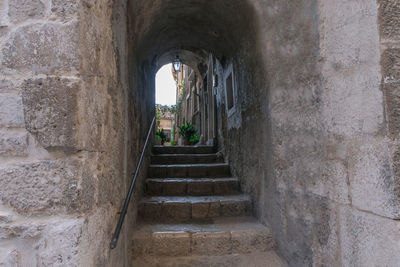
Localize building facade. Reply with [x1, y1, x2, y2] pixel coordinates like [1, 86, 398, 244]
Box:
[174, 57, 218, 146]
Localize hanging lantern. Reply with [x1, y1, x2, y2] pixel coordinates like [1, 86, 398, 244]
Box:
[173, 55, 182, 72]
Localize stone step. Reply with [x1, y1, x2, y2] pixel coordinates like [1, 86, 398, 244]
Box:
[145, 177, 240, 196]
[151, 153, 223, 164]
[138, 195, 252, 221]
[132, 217, 274, 258]
[148, 163, 231, 178]
[152, 145, 215, 155]
[132, 251, 285, 267]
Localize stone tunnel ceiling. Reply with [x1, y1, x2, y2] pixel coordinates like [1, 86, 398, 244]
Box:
[129, 0, 258, 68]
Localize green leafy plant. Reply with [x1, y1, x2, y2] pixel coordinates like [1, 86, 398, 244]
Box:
[156, 128, 169, 145]
[189, 134, 200, 144]
[178, 121, 199, 145]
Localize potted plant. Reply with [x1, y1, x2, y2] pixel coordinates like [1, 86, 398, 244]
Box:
[178, 121, 200, 145]
[156, 128, 169, 145]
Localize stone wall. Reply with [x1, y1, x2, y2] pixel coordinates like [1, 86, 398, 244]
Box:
[214, 0, 400, 266]
[0, 0, 153, 265]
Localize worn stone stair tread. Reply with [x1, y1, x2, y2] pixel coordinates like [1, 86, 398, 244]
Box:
[148, 163, 231, 178]
[132, 217, 275, 258]
[145, 177, 239, 195]
[132, 251, 285, 267]
[146, 177, 235, 180]
[140, 194, 250, 204]
[138, 194, 252, 220]
[146, 177, 238, 182]
[150, 163, 229, 168]
[152, 145, 215, 155]
[151, 153, 223, 164]
[134, 216, 269, 233]
[152, 153, 219, 156]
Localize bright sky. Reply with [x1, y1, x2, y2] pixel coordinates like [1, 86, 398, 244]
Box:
[156, 64, 177, 106]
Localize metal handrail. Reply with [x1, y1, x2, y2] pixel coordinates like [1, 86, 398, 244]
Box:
[110, 116, 156, 249]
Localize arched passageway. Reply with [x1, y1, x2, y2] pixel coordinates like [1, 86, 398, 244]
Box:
[1, 0, 400, 266]
[101, 0, 400, 265]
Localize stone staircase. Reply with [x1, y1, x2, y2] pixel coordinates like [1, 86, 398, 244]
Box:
[132, 145, 284, 267]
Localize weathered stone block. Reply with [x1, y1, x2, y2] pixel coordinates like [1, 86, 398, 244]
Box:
[349, 139, 400, 218]
[36, 219, 83, 266]
[0, 221, 45, 239]
[161, 202, 191, 220]
[214, 179, 239, 194]
[166, 166, 187, 177]
[1, 23, 79, 75]
[187, 180, 213, 195]
[320, 0, 380, 69]
[0, 248, 19, 266]
[22, 77, 79, 152]
[208, 201, 220, 217]
[152, 232, 191, 256]
[384, 82, 400, 136]
[192, 232, 231, 255]
[220, 200, 250, 217]
[148, 166, 166, 178]
[391, 143, 400, 181]
[378, 0, 400, 40]
[145, 180, 163, 195]
[321, 70, 384, 136]
[138, 202, 162, 220]
[192, 202, 210, 219]
[0, 158, 94, 214]
[339, 206, 400, 266]
[0, 130, 29, 157]
[231, 229, 273, 254]
[381, 48, 400, 80]
[1, 209, 113, 266]
[51, 0, 78, 19]
[189, 165, 207, 177]
[8, 0, 45, 23]
[132, 232, 152, 257]
[381, 50, 400, 136]
[0, 95, 24, 127]
[0, 79, 19, 93]
[320, 0, 384, 137]
[163, 180, 187, 195]
[307, 160, 350, 204]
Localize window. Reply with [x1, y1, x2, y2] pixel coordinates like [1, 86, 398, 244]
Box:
[226, 73, 234, 110]
[186, 94, 190, 121]
[224, 64, 235, 116]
